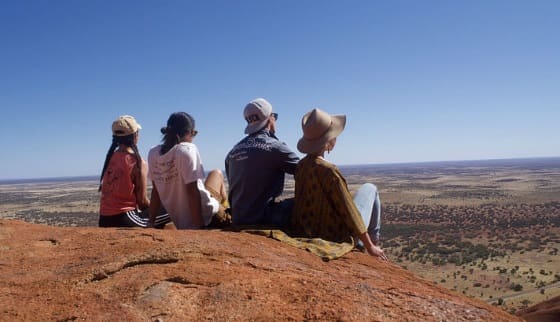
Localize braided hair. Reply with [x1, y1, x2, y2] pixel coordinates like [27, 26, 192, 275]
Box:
[160, 112, 196, 155]
[98, 133, 142, 191]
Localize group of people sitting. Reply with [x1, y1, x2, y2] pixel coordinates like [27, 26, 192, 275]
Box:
[98, 98, 387, 260]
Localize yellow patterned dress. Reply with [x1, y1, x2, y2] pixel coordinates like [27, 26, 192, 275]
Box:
[291, 155, 367, 244]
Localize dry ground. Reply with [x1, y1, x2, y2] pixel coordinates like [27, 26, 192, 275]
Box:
[338, 159, 560, 314]
[1, 158, 559, 314]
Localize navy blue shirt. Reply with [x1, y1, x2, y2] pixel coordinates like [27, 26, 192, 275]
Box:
[225, 130, 299, 225]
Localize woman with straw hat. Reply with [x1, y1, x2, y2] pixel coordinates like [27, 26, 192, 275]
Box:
[292, 108, 387, 260]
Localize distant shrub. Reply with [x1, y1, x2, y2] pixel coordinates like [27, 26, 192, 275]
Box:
[510, 284, 523, 292]
[529, 276, 536, 283]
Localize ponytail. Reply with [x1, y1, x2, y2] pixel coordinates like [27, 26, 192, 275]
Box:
[99, 139, 118, 192]
[160, 126, 180, 155]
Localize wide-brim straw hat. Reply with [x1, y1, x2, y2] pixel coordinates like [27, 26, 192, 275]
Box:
[297, 108, 346, 155]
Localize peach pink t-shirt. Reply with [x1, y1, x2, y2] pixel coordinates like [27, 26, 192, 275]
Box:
[99, 152, 138, 215]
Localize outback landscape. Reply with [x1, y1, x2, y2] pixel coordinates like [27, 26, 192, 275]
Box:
[342, 157, 560, 315]
[1, 157, 559, 316]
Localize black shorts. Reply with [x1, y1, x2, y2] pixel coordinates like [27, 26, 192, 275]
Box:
[99, 209, 170, 228]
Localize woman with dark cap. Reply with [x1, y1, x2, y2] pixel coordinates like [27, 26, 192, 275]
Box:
[148, 112, 230, 229]
[291, 108, 387, 260]
[99, 115, 171, 228]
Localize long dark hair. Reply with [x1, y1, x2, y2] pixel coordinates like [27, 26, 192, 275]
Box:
[160, 112, 195, 155]
[98, 134, 141, 191]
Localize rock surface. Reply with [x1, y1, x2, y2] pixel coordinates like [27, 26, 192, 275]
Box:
[517, 295, 560, 322]
[0, 219, 521, 321]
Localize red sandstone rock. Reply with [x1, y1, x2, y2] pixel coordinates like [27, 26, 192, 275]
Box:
[517, 295, 560, 322]
[0, 219, 520, 321]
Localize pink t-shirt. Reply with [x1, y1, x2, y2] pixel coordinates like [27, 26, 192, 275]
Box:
[99, 152, 138, 215]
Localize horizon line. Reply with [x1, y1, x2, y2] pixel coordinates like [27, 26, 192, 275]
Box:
[340, 155, 560, 168]
[2, 155, 559, 183]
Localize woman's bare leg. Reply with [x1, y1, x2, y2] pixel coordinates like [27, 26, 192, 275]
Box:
[205, 169, 226, 203]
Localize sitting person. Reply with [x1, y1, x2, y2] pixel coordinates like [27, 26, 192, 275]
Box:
[98, 115, 170, 228]
[291, 108, 387, 260]
[148, 112, 230, 229]
[225, 98, 299, 227]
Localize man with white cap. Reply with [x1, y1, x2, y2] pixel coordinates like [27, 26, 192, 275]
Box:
[225, 98, 299, 226]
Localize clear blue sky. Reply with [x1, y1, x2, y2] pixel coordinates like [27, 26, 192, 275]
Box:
[0, 0, 558, 179]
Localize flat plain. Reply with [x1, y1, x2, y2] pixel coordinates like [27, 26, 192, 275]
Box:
[340, 158, 560, 314]
[1, 157, 559, 314]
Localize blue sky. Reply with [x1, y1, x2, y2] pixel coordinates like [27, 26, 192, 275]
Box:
[0, 0, 558, 179]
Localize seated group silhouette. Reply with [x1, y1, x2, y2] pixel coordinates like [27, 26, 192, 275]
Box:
[98, 98, 386, 260]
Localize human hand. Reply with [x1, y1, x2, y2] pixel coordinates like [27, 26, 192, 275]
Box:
[367, 245, 388, 261]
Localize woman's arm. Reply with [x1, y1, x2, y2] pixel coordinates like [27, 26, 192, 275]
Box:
[186, 181, 204, 228]
[324, 166, 388, 260]
[133, 160, 150, 210]
[358, 231, 388, 261]
[326, 168, 368, 237]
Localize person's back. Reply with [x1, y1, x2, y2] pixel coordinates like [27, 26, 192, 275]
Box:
[292, 155, 362, 243]
[148, 141, 212, 229]
[148, 112, 231, 230]
[99, 151, 138, 215]
[225, 98, 299, 226]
